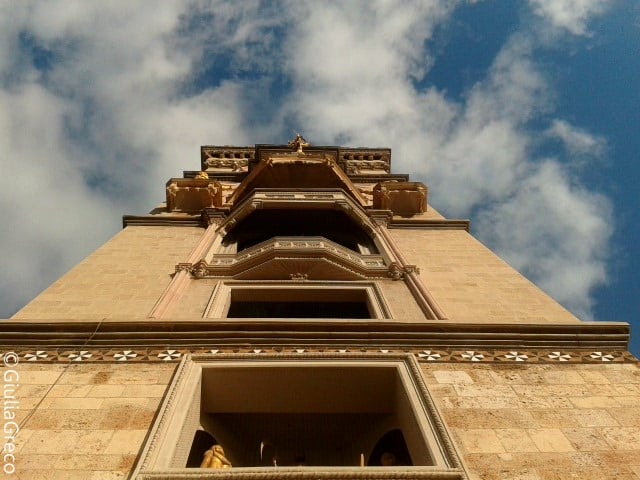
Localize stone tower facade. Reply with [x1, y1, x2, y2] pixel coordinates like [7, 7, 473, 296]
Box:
[2, 139, 639, 479]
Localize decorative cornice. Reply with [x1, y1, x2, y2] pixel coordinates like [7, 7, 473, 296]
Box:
[349, 174, 410, 182]
[194, 237, 387, 280]
[201, 146, 254, 171]
[122, 215, 205, 228]
[120, 212, 470, 231]
[202, 208, 227, 226]
[219, 190, 379, 238]
[137, 468, 465, 480]
[0, 320, 630, 351]
[388, 219, 470, 231]
[227, 154, 368, 207]
[2, 345, 635, 365]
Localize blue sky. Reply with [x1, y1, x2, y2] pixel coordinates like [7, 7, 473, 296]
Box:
[1, 1, 638, 353]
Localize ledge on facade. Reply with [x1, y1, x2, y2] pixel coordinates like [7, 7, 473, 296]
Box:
[349, 174, 410, 182]
[184, 170, 247, 182]
[135, 467, 465, 480]
[122, 215, 206, 228]
[0, 319, 629, 350]
[388, 219, 470, 231]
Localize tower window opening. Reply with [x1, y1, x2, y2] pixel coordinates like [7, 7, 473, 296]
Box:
[222, 209, 377, 254]
[227, 301, 370, 318]
[222, 286, 376, 319]
[191, 365, 427, 468]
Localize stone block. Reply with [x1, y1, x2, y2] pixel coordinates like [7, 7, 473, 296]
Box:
[527, 429, 574, 452]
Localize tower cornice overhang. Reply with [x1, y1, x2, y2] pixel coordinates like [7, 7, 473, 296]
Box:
[0, 320, 630, 351]
[219, 189, 377, 237]
[227, 152, 368, 207]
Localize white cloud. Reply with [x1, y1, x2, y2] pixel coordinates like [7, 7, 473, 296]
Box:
[476, 161, 611, 318]
[0, 1, 257, 317]
[0, 1, 616, 322]
[0, 83, 119, 312]
[528, 0, 613, 35]
[279, 3, 613, 317]
[547, 119, 606, 158]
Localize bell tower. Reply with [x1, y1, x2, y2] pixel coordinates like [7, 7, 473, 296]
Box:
[3, 136, 638, 479]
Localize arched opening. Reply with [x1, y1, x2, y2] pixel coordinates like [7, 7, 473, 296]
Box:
[222, 209, 377, 254]
[367, 429, 413, 467]
[186, 430, 218, 468]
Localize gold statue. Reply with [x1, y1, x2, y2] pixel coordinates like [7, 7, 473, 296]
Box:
[200, 444, 232, 469]
[195, 171, 209, 180]
[288, 133, 310, 154]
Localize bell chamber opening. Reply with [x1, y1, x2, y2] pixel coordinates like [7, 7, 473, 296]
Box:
[186, 363, 433, 468]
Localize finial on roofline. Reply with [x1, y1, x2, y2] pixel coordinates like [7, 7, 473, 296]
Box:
[288, 133, 310, 154]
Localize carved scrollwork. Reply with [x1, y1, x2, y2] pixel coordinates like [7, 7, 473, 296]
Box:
[387, 262, 404, 280]
[345, 160, 390, 175]
[370, 214, 391, 227]
[175, 263, 192, 273]
[387, 263, 420, 280]
[203, 158, 249, 170]
[191, 261, 209, 278]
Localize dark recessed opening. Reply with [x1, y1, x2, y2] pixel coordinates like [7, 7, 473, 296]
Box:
[186, 430, 218, 468]
[190, 365, 430, 468]
[227, 301, 370, 318]
[225, 287, 376, 319]
[368, 429, 413, 466]
[223, 209, 377, 254]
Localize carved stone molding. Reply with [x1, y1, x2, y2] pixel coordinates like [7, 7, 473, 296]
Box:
[373, 182, 427, 216]
[196, 236, 388, 280]
[1, 320, 631, 351]
[7, 346, 636, 364]
[387, 262, 420, 280]
[368, 210, 393, 227]
[388, 262, 404, 280]
[345, 160, 390, 175]
[175, 263, 192, 273]
[226, 153, 368, 207]
[166, 178, 223, 212]
[202, 209, 227, 226]
[338, 148, 392, 176]
[201, 146, 254, 172]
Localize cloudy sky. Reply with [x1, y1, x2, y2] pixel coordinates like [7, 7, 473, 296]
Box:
[1, 1, 638, 352]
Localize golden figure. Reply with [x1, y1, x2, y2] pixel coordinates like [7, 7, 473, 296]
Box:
[200, 444, 232, 469]
[195, 171, 209, 180]
[288, 133, 310, 153]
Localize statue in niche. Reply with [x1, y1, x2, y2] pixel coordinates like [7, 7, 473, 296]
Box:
[200, 444, 232, 469]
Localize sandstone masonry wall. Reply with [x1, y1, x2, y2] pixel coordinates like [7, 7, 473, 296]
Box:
[423, 362, 640, 479]
[13, 227, 204, 321]
[390, 229, 579, 323]
[7, 362, 176, 479]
